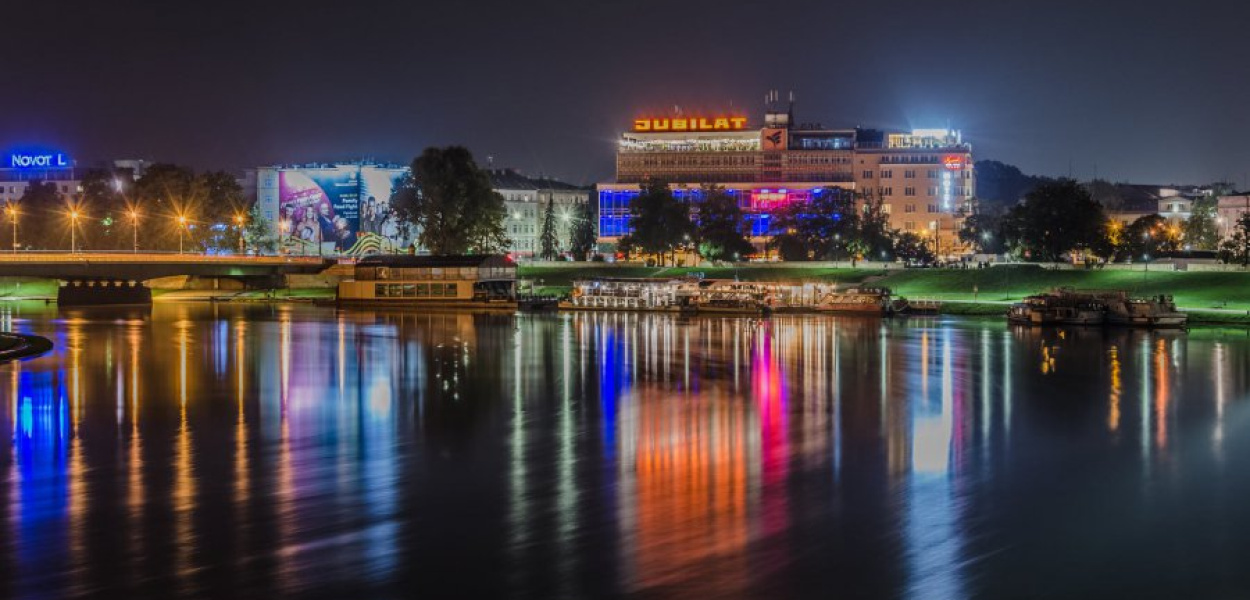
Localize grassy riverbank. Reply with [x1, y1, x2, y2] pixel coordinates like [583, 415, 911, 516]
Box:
[518, 264, 1250, 323]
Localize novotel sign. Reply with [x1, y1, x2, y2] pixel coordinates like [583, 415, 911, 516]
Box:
[942, 155, 965, 171]
[9, 152, 70, 168]
[633, 116, 748, 132]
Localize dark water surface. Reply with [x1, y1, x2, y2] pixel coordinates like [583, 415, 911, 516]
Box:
[0, 303, 1249, 599]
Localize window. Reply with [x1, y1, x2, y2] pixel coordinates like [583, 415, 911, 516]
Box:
[882, 204, 892, 214]
[927, 188, 936, 196]
[904, 204, 917, 213]
[927, 170, 937, 178]
[881, 170, 893, 179]
[904, 187, 916, 196]
[881, 187, 894, 196]
[927, 204, 938, 213]
[905, 221, 916, 231]
[904, 170, 916, 179]
[861, 170, 873, 179]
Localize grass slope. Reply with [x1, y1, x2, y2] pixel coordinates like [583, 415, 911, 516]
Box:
[520, 264, 1250, 313]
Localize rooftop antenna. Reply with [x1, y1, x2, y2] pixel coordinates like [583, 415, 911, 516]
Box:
[487, 155, 494, 168]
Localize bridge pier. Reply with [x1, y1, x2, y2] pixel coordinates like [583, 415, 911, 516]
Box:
[58, 279, 152, 306]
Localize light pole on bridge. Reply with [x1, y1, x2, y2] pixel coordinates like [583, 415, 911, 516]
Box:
[128, 210, 140, 253]
[69, 210, 80, 254]
[177, 215, 188, 254]
[5, 205, 16, 254]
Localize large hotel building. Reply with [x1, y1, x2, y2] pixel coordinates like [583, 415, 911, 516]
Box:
[597, 105, 975, 257]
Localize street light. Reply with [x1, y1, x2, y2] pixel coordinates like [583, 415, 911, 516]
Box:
[177, 215, 188, 254]
[128, 209, 140, 253]
[5, 205, 16, 254]
[69, 209, 80, 253]
[234, 213, 246, 254]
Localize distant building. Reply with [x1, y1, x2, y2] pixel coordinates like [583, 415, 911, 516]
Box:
[0, 151, 146, 204]
[1216, 193, 1250, 238]
[487, 168, 591, 258]
[599, 101, 975, 258]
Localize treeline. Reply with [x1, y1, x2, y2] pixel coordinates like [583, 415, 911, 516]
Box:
[960, 179, 1249, 264]
[7, 164, 266, 252]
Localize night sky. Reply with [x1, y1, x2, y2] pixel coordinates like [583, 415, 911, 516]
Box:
[3, 0, 1248, 187]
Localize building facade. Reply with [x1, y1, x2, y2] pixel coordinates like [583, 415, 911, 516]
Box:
[488, 168, 591, 258]
[598, 106, 974, 258]
[0, 151, 82, 204]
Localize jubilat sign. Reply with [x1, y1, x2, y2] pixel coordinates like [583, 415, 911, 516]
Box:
[633, 116, 748, 132]
[943, 155, 965, 171]
[9, 152, 70, 168]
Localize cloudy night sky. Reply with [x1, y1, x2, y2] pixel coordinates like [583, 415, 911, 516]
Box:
[3, 0, 1248, 186]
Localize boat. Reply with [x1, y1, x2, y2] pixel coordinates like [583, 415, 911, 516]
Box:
[560, 277, 686, 311]
[1007, 289, 1106, 326]
[1094, 291, 1188, 328]
[814, 287, 895, 315]
[337, 254, 519, 308]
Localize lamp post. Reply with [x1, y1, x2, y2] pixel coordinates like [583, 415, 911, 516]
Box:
[235, 214, 246, 254]
[70, 210, 80, 253]
[177, 215, 187, 254]
[5, 205, 16, 254]
[128, 210, 139, 253]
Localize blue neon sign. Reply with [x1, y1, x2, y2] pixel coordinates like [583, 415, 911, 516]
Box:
[9, 152, 70, 168]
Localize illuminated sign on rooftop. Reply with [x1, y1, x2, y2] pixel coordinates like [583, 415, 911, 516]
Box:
[943, 155, 965, 171]
[633, 116, 748, 132]
[9, 152, 70, 169]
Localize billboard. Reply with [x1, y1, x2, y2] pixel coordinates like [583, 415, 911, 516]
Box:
[267, 164, 407, 255]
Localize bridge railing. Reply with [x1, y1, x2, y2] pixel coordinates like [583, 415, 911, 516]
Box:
[0, 252, 330, 265]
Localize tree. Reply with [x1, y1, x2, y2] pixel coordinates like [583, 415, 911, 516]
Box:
[894, 231, 936, 265]
[538, 197, 560, 260]
[958, 207, 1006, 254]
[855, 191, 894, 260]
[694, 185, 753, 262]
[568, 200, 598, 261]
[771, 188, 858, 260]
[78, 169, 127, 250]
[133, 163, 196, 250]
[191, 170, 247, 253]
[15, 180, 66, 250]
[1123, 214, 1179, 260]
[391, 146, 509, 254]
[1183, 196, 1220, 250]
[618, 180, 692, 265]
[999, 180, 1106, 262]
[243, 203, 277, 254]
[1219, 213, 1250, 266]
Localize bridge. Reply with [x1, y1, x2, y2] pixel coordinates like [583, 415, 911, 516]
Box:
[0, 253, 335, 305]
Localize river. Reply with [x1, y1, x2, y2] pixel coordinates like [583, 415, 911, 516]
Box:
[0, 303, 1248, 598]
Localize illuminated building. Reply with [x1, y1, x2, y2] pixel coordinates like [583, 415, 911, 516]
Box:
[487, 168, 592, 258]
[598, 101, 975, 257]
[0, 152, 144, 205]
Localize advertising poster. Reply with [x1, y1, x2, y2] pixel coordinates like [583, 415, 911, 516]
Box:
[276, 165, 406, 255]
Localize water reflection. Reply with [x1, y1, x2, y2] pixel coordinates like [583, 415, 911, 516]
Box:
[0, 306, 1247, 597]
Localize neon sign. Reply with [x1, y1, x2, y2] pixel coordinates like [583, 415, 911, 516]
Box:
[10, 153, 70, 168]
[943, 155, 964, 171]
[633, 116, 748, 132]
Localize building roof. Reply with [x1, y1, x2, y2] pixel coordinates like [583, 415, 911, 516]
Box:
[488, 168, 584, 191]
[356, 254, 514, 268]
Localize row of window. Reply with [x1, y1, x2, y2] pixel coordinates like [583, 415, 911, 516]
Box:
[902, 221, 941, 231]
[375, 283, 459, 298]
[360, 266, 504, 281]
[876, 187, 971, 197]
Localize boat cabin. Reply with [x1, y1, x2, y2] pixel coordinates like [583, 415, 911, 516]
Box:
[338, 254, 517, 303]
